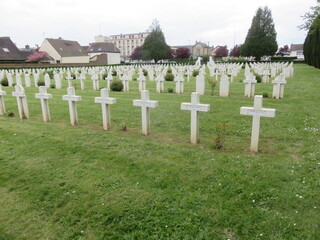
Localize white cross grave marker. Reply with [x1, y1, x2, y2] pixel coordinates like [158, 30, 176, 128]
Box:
[243, 74, 257, 98]
[62, 87, 82, 126]
[196, 74, 205, 95]
[175, 74, 184, 94]
[272, 75, 287, 99]
[137, 73, 146, 92]
[240, 95, 276, 152]
[12, 84, 29, 119]
[219, 75, 229, 97]
[44, 73, 51, 88]
[66, 75, 73, 88]
[35, 86, 53, 122]
[155, 74, 165, 93]
[94, 88, 116, 130]
[133, 90, 158, 135]
[181, 92, 210, 144]
[0, 85, 6, 115]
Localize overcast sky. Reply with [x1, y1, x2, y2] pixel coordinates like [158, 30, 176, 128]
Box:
[0, 0, 316, 49]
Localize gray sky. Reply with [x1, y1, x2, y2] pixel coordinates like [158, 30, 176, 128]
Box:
[0, 0, 316, 49]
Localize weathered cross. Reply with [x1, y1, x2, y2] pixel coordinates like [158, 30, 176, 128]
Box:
[272, 74, 287, 99]
[12, 84, 29, 119]
[243, 74, 257, 98]
[62, 87, 82, 126]
[155, 74, 165, 93]
[137, 74, 146, 92]
[240, 95, 276, 152]
[174, 74, 184, 94]
[196, 74, 205, 95]
[92, 74, 99, 91]
[133, 90, 158, 135]
[181, 92, 210, 144]
[35, 86, 53, 122]
[121, 74, 130, 92]
[0, 85, 6, 116]
[219, 74, 229, 97]
[94, 88, 116, 130]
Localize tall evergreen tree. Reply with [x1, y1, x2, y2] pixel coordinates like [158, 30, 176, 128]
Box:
[241, 6, 278, 61]
[142, 19, 171, 62]
[304, 14, 320, 68]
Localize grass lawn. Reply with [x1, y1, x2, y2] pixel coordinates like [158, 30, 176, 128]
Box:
[0, 64, 319, 239]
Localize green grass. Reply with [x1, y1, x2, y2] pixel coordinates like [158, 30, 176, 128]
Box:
[0, 64, 319, 239]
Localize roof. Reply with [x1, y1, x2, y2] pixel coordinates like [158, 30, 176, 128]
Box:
[290, 44, 303, 51]
[87, 42, 120, 53]
[45, 38, 88, 57]
[0, 37, 26, 61]
[171, 45, 193, 52]
[194, 41, 210, 48]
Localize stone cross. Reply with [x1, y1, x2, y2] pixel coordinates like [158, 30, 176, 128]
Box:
[0, 85, 6, 116]
[62, 87, 82, 126]
[272, 74, 287, 99]
[196, 74, 205, 95]
[121, 74, 130, 92]
[66, 75, 73, 88]
[94, 88, 116, 130]
[79, 73, 86, 90]
[174, 74, 184, 94]
[155, 74, 165, 93]
[137, 73, 146, 92]
[12, 84, 29, 119]
[54, 73, 62, 89]
[243, 74, 257, 98]
[219, 75, 229, 97]
[33, 73, 39, 87]
[24, 73, 31, 87]
[181, 92, 210, 144]
[240, 95, 276, 152]
[133, 90, 158, 135]
[15, 73, 22, 85]
[262, 69, 270, 84]
[92, 74, 99, 90]
[44, 73, 51, 88]
[105, 71, 113, 89]
[35, 86, 53, 122]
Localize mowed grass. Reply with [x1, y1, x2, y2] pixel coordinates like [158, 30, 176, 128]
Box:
[0, 64, 319, 240]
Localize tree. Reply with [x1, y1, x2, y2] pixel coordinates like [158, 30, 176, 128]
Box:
[298, 1, 320, 31]
[276, 45, 290, 56]
[130, 46, 142, 60]
[304, 14, 320, 68]
[229, 45, 241, 57]
[142, 19, 171, 62]
[241, 6, 278, 61]
[27, 48, 48, 62]
[213, 46, 229, 58]
[175, 47, 191, 59]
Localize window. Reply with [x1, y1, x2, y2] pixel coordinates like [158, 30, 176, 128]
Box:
[2, 48, 9, 52]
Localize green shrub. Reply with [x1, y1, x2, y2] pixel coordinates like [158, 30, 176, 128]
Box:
[112, 70, 117, 76]
[143, 69, 148, 76]
[0, 77, 8, 86]
[165, 73, 174, 81]
[254, 73, 262, 83]
[7, 110, 14, 117]
[102, 72, 108, 80]
[50, 84, 55, 89]
[262, 91, 269, 98]
[192, 70, 199, 77]
[110, 80, 123, 91]
[167, 87, 174, 93]
[167, 69, 172, 74]
[38, 80, 45, 86]
[71, 73, 76, 79]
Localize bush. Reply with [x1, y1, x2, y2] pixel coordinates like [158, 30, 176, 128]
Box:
[262, 91, 269, 98]
[112, 70, 117, 76]
[165, 73, 174, 81]
[50, 84, 55, 89]
[102, 72, 108, 80]
[7, 110, 14, 117]
[192, 70, 199, 77]
[0, 77, 8, 86]
[110, 80, 123, 91]
[254, 73, 262, 83]
[143, 69, 148, 76]
[167, 69, 172, 74]
[167, 87, 174, 93]
[38, 80, 45, 86]
[71, 73, 76, 79]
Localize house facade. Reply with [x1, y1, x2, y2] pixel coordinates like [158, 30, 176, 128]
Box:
[290, 44, 304, 60]
[95, 32, 149, 61]
[87, 42, 120, 65]
[192, 41, 212, 57]
[39, 38, 89, 64]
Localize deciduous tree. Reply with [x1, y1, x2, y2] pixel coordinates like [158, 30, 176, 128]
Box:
[175, 47, 191, 59]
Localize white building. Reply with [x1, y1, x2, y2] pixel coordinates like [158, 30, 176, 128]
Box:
[95, 32, 149, 61]
[39, 38, 89, 64]
[87, 42, 120, 65]
[290, 44, 304, 60]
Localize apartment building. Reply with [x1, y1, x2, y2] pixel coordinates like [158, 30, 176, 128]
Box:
[95, 32, 149, 61]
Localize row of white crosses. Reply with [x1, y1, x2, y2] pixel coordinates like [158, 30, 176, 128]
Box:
[4, 84, 276, 151]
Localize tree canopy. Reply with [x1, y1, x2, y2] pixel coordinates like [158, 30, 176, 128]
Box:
[304, 14, 320, 68]
[175, 47, 191, 59]
[298, 1, 320, 31]
[240, 6, 278, 61]
[142, 19, 171, 62]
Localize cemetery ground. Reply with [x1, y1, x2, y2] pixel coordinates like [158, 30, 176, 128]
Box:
[0, 64, 319, 239]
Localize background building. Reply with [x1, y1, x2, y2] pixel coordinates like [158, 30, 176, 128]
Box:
[95, 32, 149, 61]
